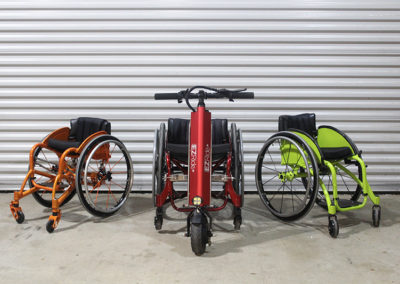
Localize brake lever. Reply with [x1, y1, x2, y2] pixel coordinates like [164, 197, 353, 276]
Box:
[177, 89, 187, 103]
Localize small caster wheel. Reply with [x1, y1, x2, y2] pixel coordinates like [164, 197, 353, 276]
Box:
[154, 215, 163, 230]
[328, 215, 339, 238]
[46, 220, 55, 233]
[16, 211, 25, 224]
[372, 205, 381, 227]
[233, 215, 242, 230]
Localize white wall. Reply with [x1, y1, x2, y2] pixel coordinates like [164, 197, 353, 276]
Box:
[0, 0, 399, 191]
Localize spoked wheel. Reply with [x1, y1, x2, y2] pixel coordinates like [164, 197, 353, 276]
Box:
[190, 211, 209, 256]
[152, 124, 166, 207]
[316, 160, 363, 209]
[255, 132, 319, 221]
[76, 135, 134, 217]
[29, 146, 76, 208]
[152, 124, 166, 230]
[231, 123, 245, 207]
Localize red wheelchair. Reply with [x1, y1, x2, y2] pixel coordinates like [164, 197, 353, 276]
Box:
[153, 86, 254, 255]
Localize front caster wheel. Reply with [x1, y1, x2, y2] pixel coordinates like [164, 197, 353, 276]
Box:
[154, 215, 163, 230]
[328, 215, 339, 238]
[16, 211, 25, 224]
[191, 223, 208, 256]
[233, 214, 242, 230]
[46, 220, 55, 233]
[372, 205, 381, 227]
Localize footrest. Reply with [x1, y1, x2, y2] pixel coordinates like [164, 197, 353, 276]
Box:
[337, 199, 362, 208]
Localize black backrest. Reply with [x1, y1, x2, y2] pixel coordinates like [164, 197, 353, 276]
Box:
[278, 113, 317, 137]
[69, 117, 111, 142]
[167, 118, 229, 145]
[212, 119, 229, 145]
[167, 118, 190, 144]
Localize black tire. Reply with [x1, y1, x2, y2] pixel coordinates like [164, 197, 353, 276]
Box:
[316, 160, 363, 209]
[29, 146, 76, 208]
[231, 124, 245, 207]
[16, 211, 25, 224]
[255, 132, 319, 221]
[152, 124, 166, 207]
[328, 215, 339, 238]
[372, 205, 381, 227]
[233, 214, 242, 230]
[151, 129, 160, 207]
[154, 215, 163, 230]
[75, 135, 133, 217]
[46, 220, 55, 233]
[191, 223, 208, 256]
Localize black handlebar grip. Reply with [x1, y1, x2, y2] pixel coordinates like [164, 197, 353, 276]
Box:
[154, 93, 182, 100]
[230, 92, 254, 99]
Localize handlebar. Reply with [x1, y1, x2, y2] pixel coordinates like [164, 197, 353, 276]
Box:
[154, 86, 254, 111]
[154, 91, 254, 100]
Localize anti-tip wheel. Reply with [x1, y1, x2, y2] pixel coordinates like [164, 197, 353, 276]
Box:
[328, 215, 339, 238]
[372, 205, 381, 227]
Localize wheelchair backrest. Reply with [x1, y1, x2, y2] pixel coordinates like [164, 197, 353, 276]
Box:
[69, 117, 111, 142]
[279, 113, 317, 137]
[167, 118, 229, 145]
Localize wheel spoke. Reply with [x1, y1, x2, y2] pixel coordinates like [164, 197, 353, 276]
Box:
[262, 165, 280, 173]
[110, 156, 124, 171]
[263, 175, 278, 185]
[266, 149, 278, 172]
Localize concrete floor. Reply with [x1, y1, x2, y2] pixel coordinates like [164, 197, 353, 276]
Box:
[0, 193, 399, 284]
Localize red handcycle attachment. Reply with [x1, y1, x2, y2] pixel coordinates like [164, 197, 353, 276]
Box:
[153, 86, 254, 255]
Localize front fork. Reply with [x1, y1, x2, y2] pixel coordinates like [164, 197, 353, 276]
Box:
[186, 207, 213, 242]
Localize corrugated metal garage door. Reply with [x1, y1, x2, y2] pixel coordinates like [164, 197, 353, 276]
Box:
[0, 0, 399, 192]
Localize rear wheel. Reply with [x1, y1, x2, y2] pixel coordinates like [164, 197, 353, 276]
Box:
[152, 124, 166, 207]
[255, 132, 319, 221]
[76, 135, 133, 217]
[231, 124, 245, 207]
[30, 146, 76, 208]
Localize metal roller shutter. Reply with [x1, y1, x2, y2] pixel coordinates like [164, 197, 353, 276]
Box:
[0, 0, 399, 191]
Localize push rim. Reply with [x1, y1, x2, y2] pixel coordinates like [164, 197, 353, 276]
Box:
[256, 134, 318, 220]
[81, 138, 133, 215]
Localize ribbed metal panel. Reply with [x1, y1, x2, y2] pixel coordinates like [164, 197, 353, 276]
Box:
[0, 0, 399, 191]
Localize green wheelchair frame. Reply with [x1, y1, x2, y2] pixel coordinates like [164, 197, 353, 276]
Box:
[256, 114, 381, 238]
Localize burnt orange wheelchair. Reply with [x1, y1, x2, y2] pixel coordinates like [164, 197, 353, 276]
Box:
[10, 117, 134, 233]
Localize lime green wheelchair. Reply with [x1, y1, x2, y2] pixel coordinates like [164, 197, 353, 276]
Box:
[255, 113, 381, 238]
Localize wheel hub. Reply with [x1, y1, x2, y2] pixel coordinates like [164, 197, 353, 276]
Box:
[279, 171, 295, 182]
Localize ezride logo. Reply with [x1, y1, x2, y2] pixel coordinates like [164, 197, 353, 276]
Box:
[190, 144, 197, 173]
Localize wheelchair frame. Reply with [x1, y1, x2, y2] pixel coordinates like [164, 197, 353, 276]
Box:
[256, 114, 381, 238]
[10, 119, 133, 233]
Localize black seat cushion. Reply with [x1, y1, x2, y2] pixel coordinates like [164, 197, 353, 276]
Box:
[320, 147, 353, 160]
[48, 117, 111, 153]
[279, 113, 317, 137]
[166, 143, 230, 162]
[167, 118, 230, 162]
[47, 139, 81, 153]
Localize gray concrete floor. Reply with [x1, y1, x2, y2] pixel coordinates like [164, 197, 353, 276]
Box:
[0, 193, 399, 284]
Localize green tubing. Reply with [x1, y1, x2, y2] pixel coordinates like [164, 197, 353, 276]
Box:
[352, 155, 380, 205]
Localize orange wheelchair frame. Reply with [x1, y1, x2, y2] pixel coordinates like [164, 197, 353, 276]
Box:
[10, 118, 133, 233]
